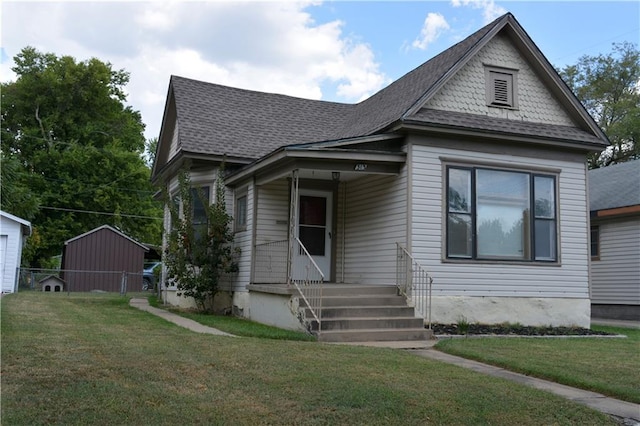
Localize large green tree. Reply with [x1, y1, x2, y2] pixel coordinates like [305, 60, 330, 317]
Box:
[560, 42, 640, 168]
[1, 47, 162, 267]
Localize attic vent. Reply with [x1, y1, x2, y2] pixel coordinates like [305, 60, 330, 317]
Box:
[485, 66, 518, 109]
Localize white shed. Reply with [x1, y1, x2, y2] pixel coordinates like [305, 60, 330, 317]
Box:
[0, 210, 32, 293]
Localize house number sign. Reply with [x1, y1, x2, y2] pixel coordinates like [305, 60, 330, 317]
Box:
[354, 163, 367, 171]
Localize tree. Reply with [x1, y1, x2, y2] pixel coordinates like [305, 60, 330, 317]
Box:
[164, 167, 238, 312]
[1, 47, 162, 266]
[560, 42, 640, 168]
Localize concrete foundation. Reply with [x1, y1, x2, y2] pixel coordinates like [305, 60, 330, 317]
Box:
[591, 304, 640, 321]
[430, 296, 591, 328]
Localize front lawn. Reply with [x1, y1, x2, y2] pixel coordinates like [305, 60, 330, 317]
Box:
[1, 292, 616, 425]
[436, 325, 640, 404]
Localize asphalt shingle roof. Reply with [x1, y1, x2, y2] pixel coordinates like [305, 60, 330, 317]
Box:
[408, 108, 605, 146]
[166, 13, 606, 164]
[589, 160, 640, 211]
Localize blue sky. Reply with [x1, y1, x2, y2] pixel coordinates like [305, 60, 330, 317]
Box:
[2, 1, 638, 141]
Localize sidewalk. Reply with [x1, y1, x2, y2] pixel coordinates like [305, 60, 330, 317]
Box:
[130, 298, 639, 423]
[129, 298, 235, 337]
[592, 318, 640, 329]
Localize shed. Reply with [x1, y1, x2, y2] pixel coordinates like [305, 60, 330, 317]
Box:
[0, 210, 32, 293]
[61, 225, 148, 292]
[40, 275, 65, 292]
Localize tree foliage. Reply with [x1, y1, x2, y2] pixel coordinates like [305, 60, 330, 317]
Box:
[1, 47, 162, 266]
[164, 168, 238, 312]
[560, 42, 640, 168]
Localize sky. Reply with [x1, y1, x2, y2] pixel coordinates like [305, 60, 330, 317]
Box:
[2, 1, 638, 142]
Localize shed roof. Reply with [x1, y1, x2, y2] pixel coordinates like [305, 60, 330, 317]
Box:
[0, 210, 32, 236]
[64, 225, 149, 250]
[589, 160, 640, 211]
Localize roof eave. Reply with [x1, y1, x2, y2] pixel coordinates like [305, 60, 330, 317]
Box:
[397, 121, 608, 152]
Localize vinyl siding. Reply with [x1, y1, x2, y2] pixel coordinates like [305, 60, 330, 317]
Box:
[0, 217, 24, 293]
[255, 180, 289, 245]
[230, 182, 254, 292]
[410, 140, 590, 298]
[338, 171, 407, 285]
[426, 33, 575, 126]
[591, 218, 640, 305]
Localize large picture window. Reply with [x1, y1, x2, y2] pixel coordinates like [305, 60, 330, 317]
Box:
[446, 166, 557, 262]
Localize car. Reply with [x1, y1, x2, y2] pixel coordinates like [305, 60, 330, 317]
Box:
[142, 261, 162, 291]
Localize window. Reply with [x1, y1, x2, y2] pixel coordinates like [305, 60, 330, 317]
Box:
[485, 66, 518, 108]
[446, 166, 557, 262]
[235, 191, 247, 232]
[191, 186, 210, 244]
[590, 225, 600, 260]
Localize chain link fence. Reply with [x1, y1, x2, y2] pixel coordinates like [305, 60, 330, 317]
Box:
[17, 268, 151, 294]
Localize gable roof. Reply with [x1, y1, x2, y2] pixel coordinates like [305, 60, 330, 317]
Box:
[0, 210, 32, 236]
[64, 225, 149, 250]
[153, 13, 608, 181]
[589, 160, 640, 212]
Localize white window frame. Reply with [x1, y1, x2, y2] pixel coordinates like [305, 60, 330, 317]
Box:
[234, 188, 248, 232]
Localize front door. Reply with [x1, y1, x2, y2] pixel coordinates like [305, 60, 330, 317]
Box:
[294, 189, 332, 281]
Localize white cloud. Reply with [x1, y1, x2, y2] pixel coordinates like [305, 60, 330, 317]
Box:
[412, 12, 451, 50]
[1, 1, 388, 140]
[451, 0, 507, 23]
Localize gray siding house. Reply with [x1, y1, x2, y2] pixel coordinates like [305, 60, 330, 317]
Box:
[152, 13, 609, 340]
[589, 160, 640, 320]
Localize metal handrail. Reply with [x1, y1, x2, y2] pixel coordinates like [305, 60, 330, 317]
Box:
[253, 240, 288, 283]
[289, 237, 324, 331]
[396, 243, 433, 330]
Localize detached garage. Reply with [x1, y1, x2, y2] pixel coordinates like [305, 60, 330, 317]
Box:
[61, 225, 148, 292]
[0, 210, 32, 294]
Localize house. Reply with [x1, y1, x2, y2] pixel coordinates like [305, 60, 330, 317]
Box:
[0, 210, 32, 293]
[151, 13, 609, 340]
[589, 160, 640, 320]
[61, 225, 148, 293]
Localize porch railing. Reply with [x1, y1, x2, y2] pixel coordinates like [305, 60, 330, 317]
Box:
[254, 240, 288, 283]
[396, 243, 433, 330]
[253, 238, 324, 331]
[290, 237, 324, 329]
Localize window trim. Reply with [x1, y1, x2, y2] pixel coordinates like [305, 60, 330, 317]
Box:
[485, 65, 519, 109]
[234, 188, 248, 233]
[445, 164, 559, 264]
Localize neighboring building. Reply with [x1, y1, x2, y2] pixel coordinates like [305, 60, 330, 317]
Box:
[61, 225, 148, 292]
[589, 160, 640, 320]
[0, 210, 32, 293]
[152, 13, 609, 339]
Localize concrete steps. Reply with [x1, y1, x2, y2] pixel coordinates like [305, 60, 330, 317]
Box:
[302, 284, 432, 343]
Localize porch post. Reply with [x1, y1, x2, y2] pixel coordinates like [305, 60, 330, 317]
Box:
[287, 169, 299, 285]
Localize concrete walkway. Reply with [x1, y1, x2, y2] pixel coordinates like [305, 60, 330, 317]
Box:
[130, 298, 639, 423]
[129, 298, 235, 337]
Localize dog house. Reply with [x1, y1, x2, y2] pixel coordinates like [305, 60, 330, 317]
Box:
[40, 275, 65, 292]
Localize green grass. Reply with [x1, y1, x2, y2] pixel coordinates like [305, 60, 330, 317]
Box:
[145, 294, 315, 341]
[1, 292, 617, 425]
[436, 325, 640, 404]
